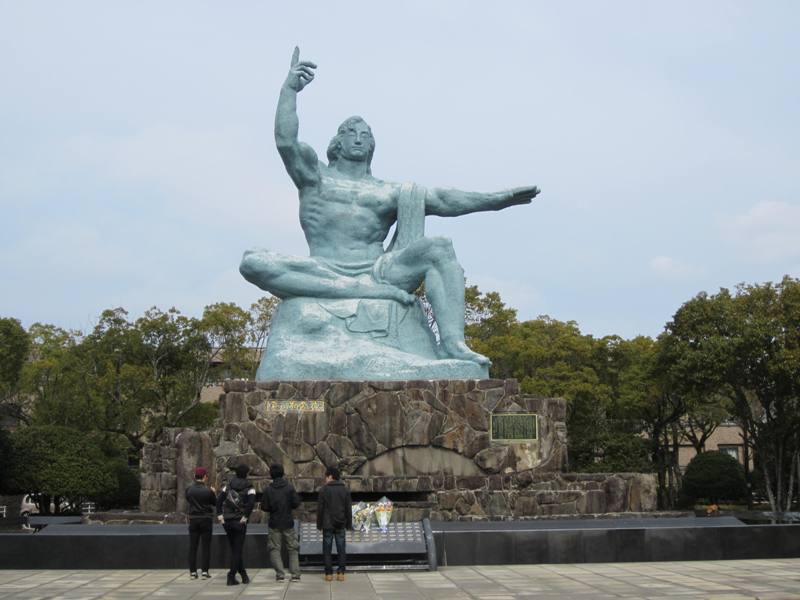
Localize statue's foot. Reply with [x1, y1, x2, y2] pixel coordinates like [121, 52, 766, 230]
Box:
[441, 339, 491, 366]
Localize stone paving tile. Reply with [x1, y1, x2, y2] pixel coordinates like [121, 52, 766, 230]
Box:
[1, 560, 800, 598]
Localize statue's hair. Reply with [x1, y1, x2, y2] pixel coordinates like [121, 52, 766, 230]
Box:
[327, 116, 375, 174]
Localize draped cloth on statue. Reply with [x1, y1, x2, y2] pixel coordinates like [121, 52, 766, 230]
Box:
[390, 182, 427, 251]
[256, 183, 488, 381]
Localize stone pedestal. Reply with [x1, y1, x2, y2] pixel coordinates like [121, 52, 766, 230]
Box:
[214, 379, 566, 480]
[140, 379, 657, 519]
[259, 297, 489, 380]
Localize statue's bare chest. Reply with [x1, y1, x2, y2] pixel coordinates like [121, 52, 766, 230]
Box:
[310, 176, 396, 217]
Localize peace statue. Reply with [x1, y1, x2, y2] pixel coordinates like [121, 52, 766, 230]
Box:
[241, 48, 539, 380]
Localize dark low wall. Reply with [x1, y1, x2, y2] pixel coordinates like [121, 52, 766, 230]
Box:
[2, 519, 799, 569]
[433, 520, 800, 565]
[0, 526, 264, 570]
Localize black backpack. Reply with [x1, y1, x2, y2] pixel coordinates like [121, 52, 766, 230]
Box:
[224, 487, 243, 512]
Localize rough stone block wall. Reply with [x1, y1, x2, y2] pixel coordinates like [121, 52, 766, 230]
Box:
[213, 379, 567, 482]
[139, 379, 658, 520]
[140, 429, 179, 513]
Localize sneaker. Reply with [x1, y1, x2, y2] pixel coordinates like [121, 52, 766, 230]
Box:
[226, 574, 239, 586]
[336, 573, 345, 582]
[276, 574, 286, 582]
[201, 571, 211, 579]
[290, 574, 301, 582]
[324, 574, 333, 582]
[189, 572, 198, 580]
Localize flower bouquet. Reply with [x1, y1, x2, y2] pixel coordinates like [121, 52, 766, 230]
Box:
[351, 501, 376, 532]
[374, 496, 393, 532]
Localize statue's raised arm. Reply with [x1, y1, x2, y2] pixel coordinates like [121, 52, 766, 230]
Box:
[274, 47, 320, 189]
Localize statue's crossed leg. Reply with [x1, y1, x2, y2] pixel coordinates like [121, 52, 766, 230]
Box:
[240, 236, 489, 365]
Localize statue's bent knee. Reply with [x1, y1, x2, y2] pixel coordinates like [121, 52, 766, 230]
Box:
[427, 236, 457, 263]
[239, 249, 280, 285]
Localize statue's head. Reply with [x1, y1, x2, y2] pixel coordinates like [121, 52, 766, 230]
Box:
[327, 116, 375, 173]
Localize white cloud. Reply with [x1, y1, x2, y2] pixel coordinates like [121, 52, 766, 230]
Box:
[720, 201, 800, 263]
[649, 256, 699, 278]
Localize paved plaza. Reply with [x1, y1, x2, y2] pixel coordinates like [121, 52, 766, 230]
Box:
[0, 560, 799, 600]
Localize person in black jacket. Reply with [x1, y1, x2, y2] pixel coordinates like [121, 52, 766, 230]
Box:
[216, 464, 256, 586]
[262, 464, 301, 581]
[185, 467, 216, 579]
[316, 466, 353, 582]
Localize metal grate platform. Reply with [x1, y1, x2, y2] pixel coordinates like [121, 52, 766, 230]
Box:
[299, 520, 436, 571]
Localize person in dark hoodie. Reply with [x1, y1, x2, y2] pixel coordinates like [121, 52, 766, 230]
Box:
[262, 464, 301, 581]
[185, 467, 216, 580]
[216, 464, 256, 586]
[316, 466, 353, 582]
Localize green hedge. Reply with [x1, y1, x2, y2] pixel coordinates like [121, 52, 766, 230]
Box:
[6, 426, 118, 509]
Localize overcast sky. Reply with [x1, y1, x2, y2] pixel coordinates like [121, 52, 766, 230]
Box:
[1, 1, 798, 339]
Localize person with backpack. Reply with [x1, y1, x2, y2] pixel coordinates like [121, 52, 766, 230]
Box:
[185, 467, 216, 580]
[216, 464, 256, 586]
[262, 464, 302, 582]
[316, 466, 352, 582]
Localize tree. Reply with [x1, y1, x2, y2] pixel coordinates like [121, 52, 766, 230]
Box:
[664, 276, 800, 515]
[681, 395, 731, 455]
[201, 302, 253, 381]
[135, 306, 208, 438]
[0, 429, 12, 494]
[25, 303, 250, 451]
[613, 335, 685, 508]
[465, 285, 518, 342]
[81, 309, 149, 443]
[0, 317, 31, 424]
[248, 295, 279, 377]
[23, 323, 90, 429]
[6, 426, 117, 513]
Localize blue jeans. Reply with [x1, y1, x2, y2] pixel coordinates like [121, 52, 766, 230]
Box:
[322, 528, 346, 575]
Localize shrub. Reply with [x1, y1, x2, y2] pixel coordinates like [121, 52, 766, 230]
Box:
[681, 450, 748, 504]
[96, 461, 140, 509]
[6, 426, 118, 511]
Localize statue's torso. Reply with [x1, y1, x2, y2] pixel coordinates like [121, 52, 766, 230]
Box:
[299, 168, 400, 263]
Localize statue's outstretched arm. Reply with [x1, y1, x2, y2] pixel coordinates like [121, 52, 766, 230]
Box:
[425, 185, 540, 217]
[275, 47, 320, 188]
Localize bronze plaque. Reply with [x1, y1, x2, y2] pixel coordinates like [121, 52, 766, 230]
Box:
[490, 413, 538, 441]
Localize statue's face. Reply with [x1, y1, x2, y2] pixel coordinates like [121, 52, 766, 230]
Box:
[338, 121, 373, 162]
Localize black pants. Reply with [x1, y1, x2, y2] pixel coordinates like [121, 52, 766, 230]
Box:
[223, 520, 247, 576]
[188, 518, 212, 573]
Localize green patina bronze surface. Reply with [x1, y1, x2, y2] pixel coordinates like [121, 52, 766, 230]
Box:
[241, 48, 540, 380]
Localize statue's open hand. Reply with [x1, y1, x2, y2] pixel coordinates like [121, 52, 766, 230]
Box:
[285, 46, 317, 92]
[505, 186, 540, 206]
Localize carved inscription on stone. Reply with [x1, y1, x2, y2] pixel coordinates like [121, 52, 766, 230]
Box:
[490, 413, 538, 441]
